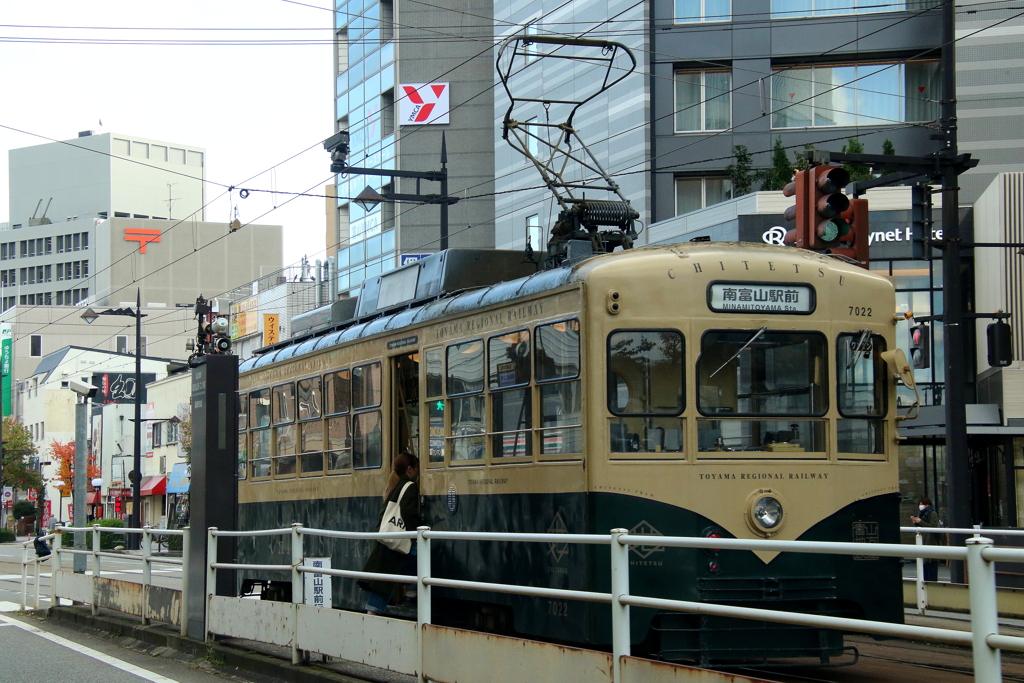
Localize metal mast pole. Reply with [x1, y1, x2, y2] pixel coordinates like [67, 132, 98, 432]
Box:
[939, 0, 971, 546]
[132, 288, 142, 546]
[440, 132, 449, 251]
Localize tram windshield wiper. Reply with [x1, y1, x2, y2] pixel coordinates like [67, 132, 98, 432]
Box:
[711, 326, 767, 378]
[846, 329, 872, 371]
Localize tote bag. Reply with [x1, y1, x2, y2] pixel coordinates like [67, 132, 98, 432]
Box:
[378, 481, 415, 554]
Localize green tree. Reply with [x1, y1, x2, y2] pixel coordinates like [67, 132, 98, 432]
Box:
[841, 137, 872, 182]
[882, 139, 896, 156]
[12, 500, 35, 519]
[792, 143, 815, 172]
[725, 145, 757, 197]
[1, 417, 41, 492]
[760, 137, 794, 191]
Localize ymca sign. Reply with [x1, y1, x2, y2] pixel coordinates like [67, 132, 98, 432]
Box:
[398, 83, 450, 125]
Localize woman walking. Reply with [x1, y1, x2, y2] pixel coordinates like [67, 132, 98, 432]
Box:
[359, 451, 421, 614]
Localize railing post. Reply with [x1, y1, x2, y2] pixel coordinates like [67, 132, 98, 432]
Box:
[91, 524, 101, 616]
[610, 528, 631, 683]
[206, 528, 217, 643]
[34, 553, 41, 610]
[180, 527, 190, 637]
[141, 525, 152, 625]
[966, 537, 1002, 683]
[20, 540, 28, 610]
[291, 523, 303, 666]
[916, 531, 927, 614]
[51, 530, 62, 610]
[417, 526, 431, 683]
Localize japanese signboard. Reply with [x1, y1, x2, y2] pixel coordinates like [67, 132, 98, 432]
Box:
[263, 314, 280, 346]
[398, 83, 450, 125]
[92, 373, 156, 405]
[303, 558, 332, 607]
[1, 323, 10, 416]
[708, 282, 815, 314]
[231, 296, 259, 340]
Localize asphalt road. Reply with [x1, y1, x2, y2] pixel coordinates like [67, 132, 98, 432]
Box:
[0, 611, 271, 683]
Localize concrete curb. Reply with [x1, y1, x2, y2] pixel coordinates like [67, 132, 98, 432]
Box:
[43, 605, 370, 683]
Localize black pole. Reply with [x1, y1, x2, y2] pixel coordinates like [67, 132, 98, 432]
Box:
[939, 0, 970, 575]
[131, 288, 142, 547]
[440, 132, 449, 251]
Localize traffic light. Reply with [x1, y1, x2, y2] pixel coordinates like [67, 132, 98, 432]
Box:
[830, 197, 869, 268]
[114, 497, 122, 515]
[987, 320, 1013, 367]
[910, 321, 930, 370]
[784, 166, 851, 250]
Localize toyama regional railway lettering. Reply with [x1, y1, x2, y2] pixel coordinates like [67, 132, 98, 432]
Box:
[699, 473, 829, 480]
[433, 301, 545, 339]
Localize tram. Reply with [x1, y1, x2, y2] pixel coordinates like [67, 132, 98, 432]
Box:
[235, 240, 907, 665]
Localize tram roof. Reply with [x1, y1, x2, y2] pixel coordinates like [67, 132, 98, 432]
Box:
[239, 242, 879, 374]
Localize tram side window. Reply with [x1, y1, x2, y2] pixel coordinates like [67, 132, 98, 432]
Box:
[607, 330, 685, 455]
[447, 340, 485, 461]
[272, 383, 295, 424]
[250, 388, 271, 429]
[490, 331, 532, 458]
[536, 319, 582, 456]
[353, 411, 383, 468]
[353, 362, 382, 409]
[238, 432, 247, 480]
[297, 376, 324, 475]
[424, 348, 445, 464]
[836, 332, 887, 456]
[327, 415, 353, 471]
[238, 392, 248, 431]
[325, 369, 351, 415]
[250, 428, 272, 478]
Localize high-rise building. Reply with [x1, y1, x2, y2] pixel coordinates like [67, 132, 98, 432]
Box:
[330, 0, 496, 296]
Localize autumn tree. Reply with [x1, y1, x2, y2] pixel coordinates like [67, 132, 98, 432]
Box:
[49, 440, 100, 497]
[1, 417, 42, 492]
[178, 411, 192, 464]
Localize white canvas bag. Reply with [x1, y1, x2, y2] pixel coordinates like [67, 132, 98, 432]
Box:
[378, 481, 415, 554]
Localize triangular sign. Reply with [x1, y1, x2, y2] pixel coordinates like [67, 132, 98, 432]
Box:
[431, 84, 446, 98]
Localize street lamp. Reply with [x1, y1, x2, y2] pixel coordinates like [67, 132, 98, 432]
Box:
[81, 289, 146, 548]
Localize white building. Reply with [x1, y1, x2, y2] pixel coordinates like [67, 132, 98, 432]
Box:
[19, 346, 176, 526]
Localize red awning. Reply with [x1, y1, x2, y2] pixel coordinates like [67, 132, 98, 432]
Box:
[86, 492, 101, 505]
[139, 476, 167, 496]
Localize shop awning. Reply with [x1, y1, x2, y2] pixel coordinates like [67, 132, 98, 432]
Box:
[86, 492, 101, 505]
[139, 476, 167, 496]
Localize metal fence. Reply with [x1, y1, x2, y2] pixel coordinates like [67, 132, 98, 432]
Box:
[51, 525, 189, 634]
[205, 525, 1024, 683]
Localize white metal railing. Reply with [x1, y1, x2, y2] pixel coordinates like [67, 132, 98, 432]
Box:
[899, 525, 1024, 615]
[53, 525, 190, 635]
[19, 533, 55, 611]
[206, 525, 1024, 683]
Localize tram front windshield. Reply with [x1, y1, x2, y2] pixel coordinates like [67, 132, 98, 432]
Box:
[698, 331, 827, 416]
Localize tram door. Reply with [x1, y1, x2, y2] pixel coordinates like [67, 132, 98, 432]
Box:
[392, 353, 420, 463]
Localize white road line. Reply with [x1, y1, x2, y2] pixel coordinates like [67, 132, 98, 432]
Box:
[0, 613, 182, 682]
[0, 601, 22, 611]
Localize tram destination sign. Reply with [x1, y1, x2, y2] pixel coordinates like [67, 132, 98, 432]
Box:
[707, 282, 815, 314]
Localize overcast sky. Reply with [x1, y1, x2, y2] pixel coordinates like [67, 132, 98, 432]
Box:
[0, 0, 333, 277]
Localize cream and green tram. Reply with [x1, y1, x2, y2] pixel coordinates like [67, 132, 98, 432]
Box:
[236, 242, 903, 665]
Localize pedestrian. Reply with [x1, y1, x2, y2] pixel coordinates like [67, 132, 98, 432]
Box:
[911, 496, 941, 581]
[358, 451, 421, 615]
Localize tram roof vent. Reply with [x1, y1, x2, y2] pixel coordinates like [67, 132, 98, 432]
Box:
[290, 297, 359, 338]
[356, 249, 540, 318]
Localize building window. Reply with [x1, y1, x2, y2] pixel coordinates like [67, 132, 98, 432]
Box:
[153, 423, 163, 448]
[526, 214, 542, 249]
[772, 0, 908, 19]
[524, 21, 539, 64]
[676, 0, 730, 22]
[116, 336, 128, 354]
[335, 30, 348, 74]
[771, 60, 940, 128]
[30, 335, 41, 357]
[675, 177, 734, 215]
[674, 70, 732, 132]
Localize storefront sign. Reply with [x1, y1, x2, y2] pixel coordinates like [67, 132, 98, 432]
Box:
[398, 83, 450, 125]
[231, 296, 259, 339]
[263, 314, 280, 346]
[1, 323, 11, 416]
[92, 373, 156, 405]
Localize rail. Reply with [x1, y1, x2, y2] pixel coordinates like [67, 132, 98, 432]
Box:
[899, 524, 1024, 615]
[207, 525, 1022, 683]
[53, 525, 190, 634]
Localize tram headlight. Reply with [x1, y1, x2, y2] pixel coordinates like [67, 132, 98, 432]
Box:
[751, 496, 784, 530]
